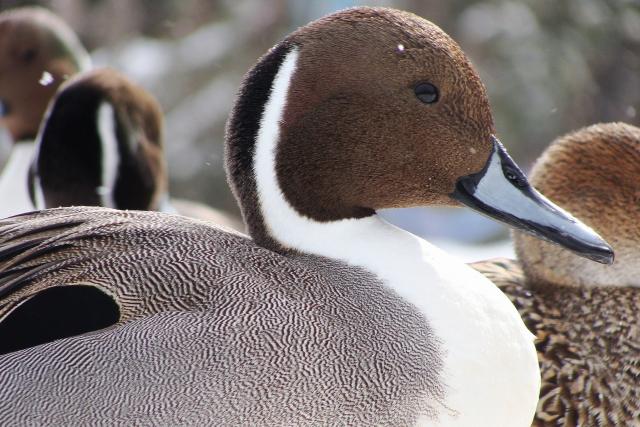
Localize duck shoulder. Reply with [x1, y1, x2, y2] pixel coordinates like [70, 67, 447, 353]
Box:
[472, 258, 640, 427]
[0, 206, 448, 426]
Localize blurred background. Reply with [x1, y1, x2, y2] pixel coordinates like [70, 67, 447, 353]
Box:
[1, 0, 638, 261]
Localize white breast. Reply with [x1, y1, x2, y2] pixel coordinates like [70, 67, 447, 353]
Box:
[0, 142, 36, 218]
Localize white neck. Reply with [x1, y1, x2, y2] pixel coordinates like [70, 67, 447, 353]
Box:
[252, 47, 539, 426]
[96, 101, 120, 208]
[158, 194, 177, 214]
[32, 96, 55, 209]
[0, 141, 36, 218]
[0, 127, 12, 170]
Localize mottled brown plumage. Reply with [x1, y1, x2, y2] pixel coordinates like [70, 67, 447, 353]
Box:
[473, 259, 640, 427]
[0, 6, 90, 142]
[515, 123, 640, 288]
[473, 123, 640, 426]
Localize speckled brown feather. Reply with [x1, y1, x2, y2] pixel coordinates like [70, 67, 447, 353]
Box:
[0, 207, 446, 425]
[514, 123, 640, 288]
[472, 258, 640, 427]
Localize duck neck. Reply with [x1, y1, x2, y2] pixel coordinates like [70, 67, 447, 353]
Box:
[227, 42, 415, 254]
[0, 141, 36, 217]
[226, 41, 291, 251]
[33, 89, 163, 211]
[248, 46, 437, 267]
[251, 126, 541, 426]
[225, 43, 352, 250]
[32, 87, 111, 209]
[225, 39, 540, 425]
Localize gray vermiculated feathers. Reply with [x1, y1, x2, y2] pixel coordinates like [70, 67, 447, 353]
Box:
[0, 206, 446, 426]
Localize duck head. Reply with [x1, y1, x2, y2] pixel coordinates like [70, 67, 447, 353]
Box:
[31, 68, 168, 211]
[515, 123, 639, 287]
[0, 7, 91, 142]
[226, 7, 612, 263]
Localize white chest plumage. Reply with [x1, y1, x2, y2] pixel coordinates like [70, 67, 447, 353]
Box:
[253, 47, 539, 426]
[0, 141, 35, 218]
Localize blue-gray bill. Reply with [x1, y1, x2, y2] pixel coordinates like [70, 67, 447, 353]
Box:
[451, 136, 614, 265]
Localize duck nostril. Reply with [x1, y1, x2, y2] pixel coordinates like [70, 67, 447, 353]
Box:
[505, 169, 527, 188]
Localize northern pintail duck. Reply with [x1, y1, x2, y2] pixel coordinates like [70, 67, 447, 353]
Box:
[30, 67, 242, 229]
[0, 6, 90, 217]
[474, 122, 639, 426]
[0, 8, 612, 426]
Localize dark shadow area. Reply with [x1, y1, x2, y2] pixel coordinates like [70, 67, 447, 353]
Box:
[0, 285, 120, 355]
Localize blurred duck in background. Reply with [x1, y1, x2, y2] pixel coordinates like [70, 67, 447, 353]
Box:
[31, 67, 168, 211]
[30, 67, 242, 230]
[0, 6, 91, 218]
[473, 122, 640, 426]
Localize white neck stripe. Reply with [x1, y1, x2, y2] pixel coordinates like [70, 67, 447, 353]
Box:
[0, 142, 36, 217]
[254, 47, 386, 257]
[31, 97, 58, 210]
[97, 101, 120, 208]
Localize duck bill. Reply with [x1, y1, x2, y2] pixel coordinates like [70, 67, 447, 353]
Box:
[450, 136, 614, 265]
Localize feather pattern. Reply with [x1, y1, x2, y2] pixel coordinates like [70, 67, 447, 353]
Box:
[0, 207, 446, 426]
[473, 258, 640, 427]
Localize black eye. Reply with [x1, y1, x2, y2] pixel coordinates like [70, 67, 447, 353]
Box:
[20, 48, 37, 63]
[414, 82, 439, 104]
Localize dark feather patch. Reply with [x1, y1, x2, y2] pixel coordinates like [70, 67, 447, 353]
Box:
[225, 40, 293, 252]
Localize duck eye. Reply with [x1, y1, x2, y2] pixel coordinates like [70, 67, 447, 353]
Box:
[20, 48, 37, 64]
[414, 82, 439, 104]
